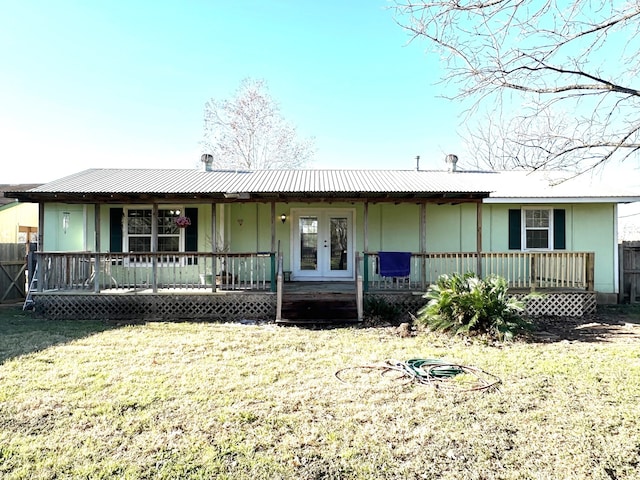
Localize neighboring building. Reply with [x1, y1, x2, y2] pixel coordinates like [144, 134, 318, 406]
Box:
[0, 184, 40, 245]
[5, 160, 639, 320]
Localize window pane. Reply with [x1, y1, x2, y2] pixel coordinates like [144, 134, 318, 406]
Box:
[525, 209, 549, 228]
[128, 209, 152, 234]
[129, 237, 151, 252]
[159, 209, 180, 235]
[159, 237, 179, 252]
[526, 230, 549, 249]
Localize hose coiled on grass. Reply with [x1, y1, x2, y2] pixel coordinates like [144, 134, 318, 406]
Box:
[335, 358, 501, 393]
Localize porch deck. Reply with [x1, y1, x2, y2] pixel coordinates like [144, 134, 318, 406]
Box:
[28, 251, 598, 321]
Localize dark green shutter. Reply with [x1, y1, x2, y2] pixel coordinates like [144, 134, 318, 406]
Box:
[508, 209, 521, 250]
[109, 208, 123, 253]
[185, 207, 198, 252]
[553, 209, 566, 250]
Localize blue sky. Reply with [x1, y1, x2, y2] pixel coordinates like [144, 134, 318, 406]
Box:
[0, 0, 472, 183]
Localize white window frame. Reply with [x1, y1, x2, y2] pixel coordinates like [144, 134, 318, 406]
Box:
[123, 206, 186, 265]
[521, 207, 554, 251]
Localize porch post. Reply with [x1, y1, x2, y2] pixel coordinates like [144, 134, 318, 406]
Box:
[93, 204, 101, 293]
[476, 201, 483, 278]
[211, 203, 217, 292]
[151, 203, 158, 293]
[37, 202, 44, 292]
[271, 201, 276, 252]
[420, 202, 427, 289]
[587, 252, 595, 292]
[271, 202, 277, 291]
[363, 201, 369, 292]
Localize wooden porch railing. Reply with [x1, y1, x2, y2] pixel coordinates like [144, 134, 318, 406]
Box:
[34, 251, 276, 293]
[360, 251, 595, 292]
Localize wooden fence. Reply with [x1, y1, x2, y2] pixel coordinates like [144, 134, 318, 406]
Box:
[0, 243, 27, 303]
[619, 241, 640, 303]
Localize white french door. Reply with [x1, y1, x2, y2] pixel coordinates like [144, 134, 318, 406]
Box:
[291, 209, 354, 280]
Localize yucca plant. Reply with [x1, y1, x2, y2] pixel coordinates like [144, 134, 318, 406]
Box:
[415, 272, 532, 341]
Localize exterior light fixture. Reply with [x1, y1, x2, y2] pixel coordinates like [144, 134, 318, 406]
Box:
[62, 211, 70, 234]
[280, 213, 287, 224]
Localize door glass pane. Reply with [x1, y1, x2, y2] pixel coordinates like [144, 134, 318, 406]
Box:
[299, 217, 318, 270]
[330, 217, 348, 271]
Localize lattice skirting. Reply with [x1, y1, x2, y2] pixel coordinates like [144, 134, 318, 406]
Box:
[511, 292, 597, 317]
[368, 291, 597, 318]
[366, 293, 428, 321]
[33, 293, 276, 321]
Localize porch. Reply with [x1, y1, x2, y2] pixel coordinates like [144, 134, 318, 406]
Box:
[28, 250, 597, 321]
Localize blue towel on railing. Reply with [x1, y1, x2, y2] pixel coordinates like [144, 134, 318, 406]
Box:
[378, 252, 411, 277]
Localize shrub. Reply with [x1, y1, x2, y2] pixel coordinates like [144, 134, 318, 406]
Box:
[415, 272, 531, 341]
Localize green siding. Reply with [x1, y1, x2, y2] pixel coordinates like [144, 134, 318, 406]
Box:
[43, 203, 87, 251]
[571, 203, 615, 293]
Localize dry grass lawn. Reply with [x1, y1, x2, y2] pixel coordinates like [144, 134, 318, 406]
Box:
[0, 305, 639, 479]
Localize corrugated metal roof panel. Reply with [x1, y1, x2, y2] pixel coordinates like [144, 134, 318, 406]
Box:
[10, 168, 639, 201]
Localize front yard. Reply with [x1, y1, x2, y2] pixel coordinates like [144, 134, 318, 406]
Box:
[0, 306, 639, 479]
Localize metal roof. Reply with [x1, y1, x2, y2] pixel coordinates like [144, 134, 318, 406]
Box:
[3, 168, 639, 203]
[25, 168, 497, 193]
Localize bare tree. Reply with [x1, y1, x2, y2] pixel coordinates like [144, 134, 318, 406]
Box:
[463, 109, 585, 171]
[202, 78, 315, 170]
[393, 0, 640, 174]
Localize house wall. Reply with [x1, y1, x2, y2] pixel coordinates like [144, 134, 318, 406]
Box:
[425, 203, 477, 252]
[45, 200, 618, 295]
[482, 203, 617, 294]
[367, 203, 421, 252]
[43, 203, 90, 251]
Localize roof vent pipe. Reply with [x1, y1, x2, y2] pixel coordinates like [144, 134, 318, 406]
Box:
[445, 154, 458, 173]
[201, 153, 214, 172]
[415, 155, 420, 171]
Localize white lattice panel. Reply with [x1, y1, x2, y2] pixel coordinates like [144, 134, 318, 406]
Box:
[511, 292, 597, 317]
[33, 293, 276, 321]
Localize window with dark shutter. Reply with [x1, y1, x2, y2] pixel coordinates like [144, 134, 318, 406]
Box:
[511, 207, 566, 250]
[185, 207, 198, 252]
[553, 209, 566, 249]
[109, 208, 123, 253]
[508, 209, 521, 250]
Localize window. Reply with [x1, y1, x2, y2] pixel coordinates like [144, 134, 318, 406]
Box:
[523, 208, 551, 249]
[124, 208, 183, 260]
[508, 208, 566, 251]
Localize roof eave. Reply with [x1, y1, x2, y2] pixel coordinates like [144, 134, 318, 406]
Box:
[484, 196, 640, 204]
